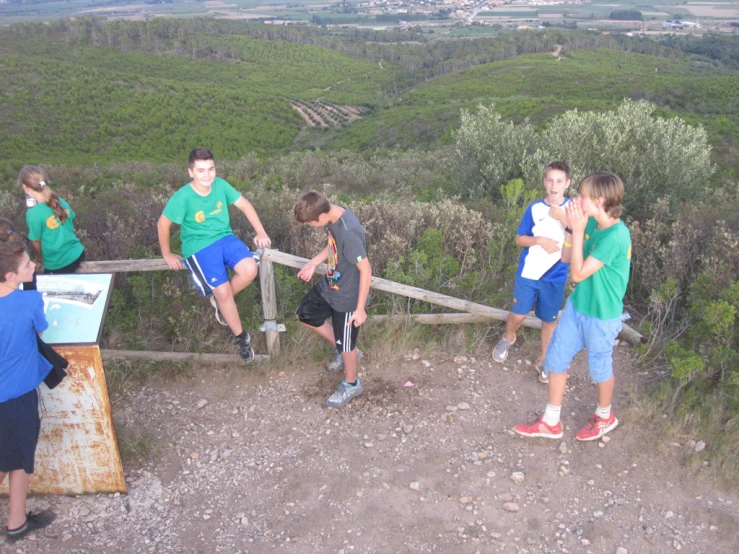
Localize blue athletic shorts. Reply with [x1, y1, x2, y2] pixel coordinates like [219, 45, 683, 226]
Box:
[511, 275, 566, 323]
[543, 298, 623, 383]
[185, 235, 253, 296]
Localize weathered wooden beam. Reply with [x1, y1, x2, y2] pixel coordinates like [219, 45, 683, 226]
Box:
[264, 249, 645, 346]
[101, 349, 269, 364]
[79, 259, 180, 273]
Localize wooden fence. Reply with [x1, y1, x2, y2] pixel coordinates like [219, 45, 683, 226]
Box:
[78, 249, 643, 362]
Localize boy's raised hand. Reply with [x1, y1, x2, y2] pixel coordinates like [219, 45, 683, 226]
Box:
[254, 232, 271, 249]
[549, 203, 567, 224]
[566, 200, 588, 233]
[297, 261, 316, 282]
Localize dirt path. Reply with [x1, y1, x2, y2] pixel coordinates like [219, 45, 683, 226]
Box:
[553, 44, 564, 61]
[3, 343, 738, 553]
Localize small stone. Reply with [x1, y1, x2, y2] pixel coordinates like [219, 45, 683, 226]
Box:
[382, 482, 390, 491]
[616, 548, 628, 554]
[203, 514, 211, 520]
[403, 425, 414, 434]
[558, 465, 570, 476]
[62, 534, 73, 542]
[364, 442, 374, 448]
[412, 348, 421, 360]
[502, 502, 519, 512]
[558, 442, 568, 454]
[410, 482, 420, 491]
[241, 517, 249, 526]
[356, 490, 364, 497]
[190, 452, 199, 460]
[278, 371, 285, 377]
[459, 496, 473, 505]
[442, 413, 454, 423]
[454, 355, 468, 363]
[457, 402, 471, 410]
[498, 493, 514, 502]
[477, 450, 489, 460]
[196, 399, 208, 409]
[695, 440, 706, 453]
[510, 472, 525, 484]
[673, 540, 682, 550]
[602, 435, 611, 443]
[446, 406, 458, 412]
[422, 360, 431, 367]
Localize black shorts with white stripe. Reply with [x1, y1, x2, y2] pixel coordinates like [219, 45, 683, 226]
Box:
[296, 285, 360, 353]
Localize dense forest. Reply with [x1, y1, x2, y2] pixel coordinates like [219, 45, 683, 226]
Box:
[0, 20, 738, 479]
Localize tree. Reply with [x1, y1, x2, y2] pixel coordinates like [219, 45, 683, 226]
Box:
[522, 100, 714, 219]
[454, 104, 537, 200]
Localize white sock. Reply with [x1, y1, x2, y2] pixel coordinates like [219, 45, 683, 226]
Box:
[595, 404, 611, 419]
[542, 404, 561, 426]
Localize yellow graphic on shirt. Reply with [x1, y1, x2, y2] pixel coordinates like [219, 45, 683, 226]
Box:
[210, 201, 223, 216]
[195, 211, 206, 223]
[45, 209, 70, 230]
[627, 245, 632, 259]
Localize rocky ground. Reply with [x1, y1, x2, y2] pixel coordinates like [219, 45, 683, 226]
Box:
[2, 341, 738, 554]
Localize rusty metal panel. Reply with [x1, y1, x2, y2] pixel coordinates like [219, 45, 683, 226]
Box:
[0, 346, 126, 495]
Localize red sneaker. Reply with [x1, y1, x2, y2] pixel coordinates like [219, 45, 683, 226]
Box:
[576, 413, 618, 441]
[514, 417, 563, 439]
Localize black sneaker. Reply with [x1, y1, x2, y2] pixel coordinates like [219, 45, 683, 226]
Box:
[6, 510, 56, 543]
[234, 332, 254, 364]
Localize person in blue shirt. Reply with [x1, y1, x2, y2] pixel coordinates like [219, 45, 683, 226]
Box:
[0, 240, 56, 543]
[492, 162, 572, 383]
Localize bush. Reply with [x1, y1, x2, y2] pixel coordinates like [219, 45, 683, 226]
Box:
[453, 104, 537, 201]
[524, 100, 714, 220]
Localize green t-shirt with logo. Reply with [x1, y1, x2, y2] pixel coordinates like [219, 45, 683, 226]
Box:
[162, 177, 241, 258]
[26, 198, 85, 271]
[571, 217, 632, 321]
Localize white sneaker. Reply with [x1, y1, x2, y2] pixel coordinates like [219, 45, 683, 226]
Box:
[210, 296, 228, 326]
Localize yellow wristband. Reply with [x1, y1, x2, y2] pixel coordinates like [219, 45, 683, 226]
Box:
[564, 241, 572, 248]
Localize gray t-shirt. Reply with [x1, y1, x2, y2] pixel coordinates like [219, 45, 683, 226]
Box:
[316, 208, 368, 312]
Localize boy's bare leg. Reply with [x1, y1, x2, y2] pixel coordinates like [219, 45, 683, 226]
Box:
[504, 312, 527, 342]
[596, 375, 615, 409]
[539, 321, 557, 363]
[298, 319, 336, 345]
[212, 282, 243, 336]
[7, 470, 31, 530]
[230, 258, 258, 296]
[342, 349, 358, 383]
[548, 371, 568, 407]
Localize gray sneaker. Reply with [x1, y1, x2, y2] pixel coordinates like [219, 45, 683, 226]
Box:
[492, 336, 516, 363]
[324, 349, 363, 372]
[326, 379, 363, 407]
[535, 359, 548, 384]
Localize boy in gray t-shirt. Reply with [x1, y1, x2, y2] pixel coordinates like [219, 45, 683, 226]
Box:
[294, 191, 372, 407]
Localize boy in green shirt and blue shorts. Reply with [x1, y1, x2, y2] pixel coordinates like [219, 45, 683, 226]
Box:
[158, 148, 271, 363]
[515, 172, 631, 441]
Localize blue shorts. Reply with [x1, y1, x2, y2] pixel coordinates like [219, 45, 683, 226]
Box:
[511, 275, 566, 323]
[544, 298, 622, 383]
[185, 235, 253, 296]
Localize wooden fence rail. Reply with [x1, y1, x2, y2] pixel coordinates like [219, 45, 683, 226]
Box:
[79, 250, 644, 362]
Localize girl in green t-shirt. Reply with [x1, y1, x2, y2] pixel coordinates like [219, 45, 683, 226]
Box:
[19, 166, 85, 274]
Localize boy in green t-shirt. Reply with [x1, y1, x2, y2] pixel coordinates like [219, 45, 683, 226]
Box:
[515, 172, 631, 441]
[157, 148, 271, 363]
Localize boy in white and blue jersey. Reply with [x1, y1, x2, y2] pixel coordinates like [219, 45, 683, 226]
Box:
[493, 162, 572, 383]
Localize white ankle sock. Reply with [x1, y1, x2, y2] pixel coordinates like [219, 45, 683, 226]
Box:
[542, 404, 561, 426]
[595, 404, 611, 419]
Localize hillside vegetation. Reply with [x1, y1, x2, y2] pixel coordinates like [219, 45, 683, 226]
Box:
[0, 20, 738, 481]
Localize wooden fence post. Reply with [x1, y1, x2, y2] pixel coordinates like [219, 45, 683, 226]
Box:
[259, 252, 280, 357]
